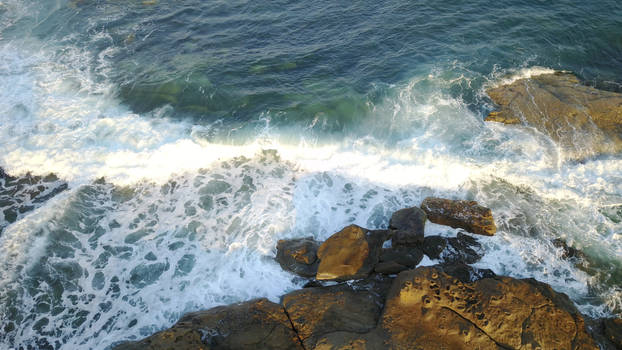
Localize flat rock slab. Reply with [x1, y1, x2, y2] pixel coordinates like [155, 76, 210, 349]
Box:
[421, 197, 496, 236]
[316, 225, 386, 281]
[113, 298, 302, 350]
[380, 266, 598, 350]
[281, 283, 384, 349]
[486, 72, 622, 160]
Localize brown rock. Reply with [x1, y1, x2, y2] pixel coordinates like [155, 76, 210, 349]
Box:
[113, 298, 302, 350]
[281, 283, 384, 349]
[379, 266, 598, 350]
[485, 72, 622, 160]
[421, 197, 496, 236]
[389, 207, 426, 246]
[276, 237, 319, 277]
[316, 225, 386, 281]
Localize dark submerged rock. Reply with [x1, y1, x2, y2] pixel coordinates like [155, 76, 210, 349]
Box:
[422, 235, 447, 259]
[442, 232, 484, 264]
[374, 261, 408, 274]
[421, 197, 497, 236]
[603, 317, 622, 348]
[113, 298, 303, 350]
[379, 246, 423, 268]
[276, 237, 320, 277]
[389, 206, 426, 246]
[315, 225, 386, 281]
[486, 72, 622, 160]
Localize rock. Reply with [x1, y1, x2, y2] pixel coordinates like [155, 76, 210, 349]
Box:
[315, 225, 386, 281]
[603, 317, 622, 348]
[485, 72, 622, 160]
[552, 238, 587, 261]
[281, 283, 384, 349]
[113, 298, 303, 350]
[379, 266, 598, 350]
[421, 197, 496, 236]
[442, 232, 484, 264]
[379, 246, 423, 268]
[389, 207, 426, 246]
[374, 261, 408, 274]
[276, 237, 320, 277]
[438, 261, 496, 283]
[422, 235, 447, 259]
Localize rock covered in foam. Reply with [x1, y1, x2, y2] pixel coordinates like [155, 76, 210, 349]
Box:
[315, 225, 386, 281]
[485, 72, 622, 160]
[421, 197, 496, 236]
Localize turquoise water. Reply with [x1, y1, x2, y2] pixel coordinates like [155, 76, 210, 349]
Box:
[0, 1, 621, 348]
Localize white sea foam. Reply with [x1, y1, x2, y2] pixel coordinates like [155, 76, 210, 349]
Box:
[0, 36, 621, 350]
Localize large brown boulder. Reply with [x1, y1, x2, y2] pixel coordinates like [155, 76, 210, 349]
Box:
[421, 197, 496, 236]
[113, 298, 303, 350]
[276, 237, 320, 277]
[379, 266, 598, 350]
[389, 207, 426, 246]
[485, 72, 622, 160]
[281, 283, 385, 349]
[315, 225, 387, 281]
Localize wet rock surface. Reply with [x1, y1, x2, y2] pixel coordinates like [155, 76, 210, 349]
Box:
[443, 232, 484, 264]
[281, 282, 385, 349]
[388, 206, 426, 246]
[485, 72, 622, 160]
[315, 225, 385, 281]
[0, 168, 68, 234]
[421, 197, 496, 236]
[113, 298, 303, 350]
[276, 237, 320, 277]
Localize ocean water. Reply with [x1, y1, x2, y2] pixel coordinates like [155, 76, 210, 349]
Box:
[0, 0, 621, 348]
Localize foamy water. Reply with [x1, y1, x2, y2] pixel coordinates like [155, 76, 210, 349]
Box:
[1, 3, 621, 349]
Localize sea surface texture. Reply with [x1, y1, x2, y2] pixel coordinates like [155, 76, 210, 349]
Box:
[0, 1, 621, 349]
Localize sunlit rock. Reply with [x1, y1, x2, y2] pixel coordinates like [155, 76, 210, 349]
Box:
[315, 225, 386, 281]
[421, 197, 496, 236]
[486, 72, 622, 160]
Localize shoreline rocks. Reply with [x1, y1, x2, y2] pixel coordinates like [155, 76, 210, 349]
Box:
[114, 200, 620, 350]
[421, 197, 497, 236]
[485, 71, 622, 160]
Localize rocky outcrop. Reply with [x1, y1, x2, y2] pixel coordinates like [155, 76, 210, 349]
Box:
[388, 207, 426, 246]
[276, 237, 320, 277]
[114, 204, 617, 350]
[485, 72, 622, 160]
[315, 225, 386, 281]
[421, 197, 496, 236]
[113, 298, 303, 350]
[379, 266, 598, 350]
[281, 278, 390, 349]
